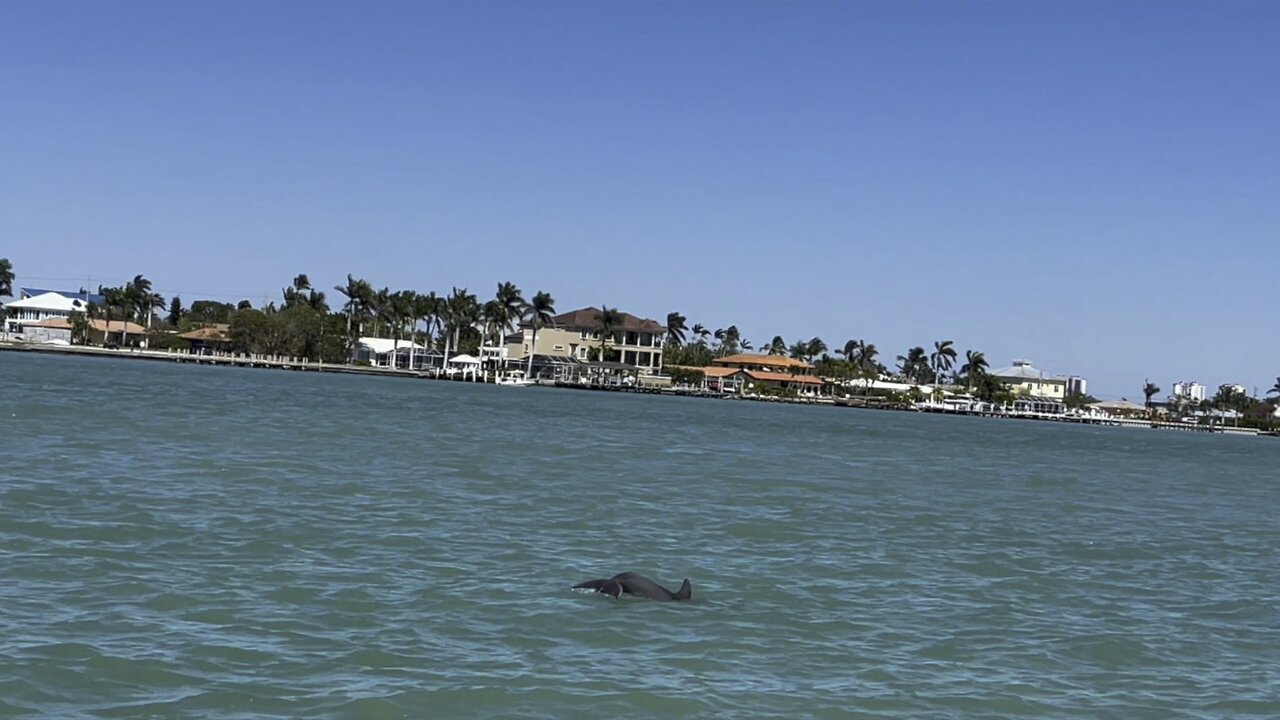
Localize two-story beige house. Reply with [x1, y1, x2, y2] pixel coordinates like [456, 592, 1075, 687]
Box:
[505, 307, 666, 373]
[991, 359, 1068, 399]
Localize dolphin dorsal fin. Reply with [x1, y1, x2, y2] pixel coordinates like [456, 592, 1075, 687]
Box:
[674, 578, 692, 601]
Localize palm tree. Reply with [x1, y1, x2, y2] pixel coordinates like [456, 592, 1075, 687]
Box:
[0, 257, 13, 297]
[283, 273, 326, 312]
[334, 274, 372, 358]
[405, 291, 432, 369]
[839, 339, 860, 364]
[855, 342, 880, 381]
[126, 276, 164, 343]
[897, 346, 928, 383]
[97, 285, 126, 347]
[117, 282, 143, 347]
[806, 337, 826, 363]
[480, 299, 499, 340]
[442, 287, 478, 368]
[368, 287, 390, 337]
[930, 340, 957, 387]
[691, 323, 710, 347]
[960, 349, 988, 391]
[69, 310, 90, 345]
[665, 312, 687, 347]
[420, 291, 444, 350]
[387, 290, 417, 367]
[1268, 377, 1280, 398]
[740, 338, 753, 352]
[494, 281, 525, 338]
[523, 291, 556, 379]
[1143, 380, 1161, 414]
[283, 273, 309, 308]
[594, 306, 623, 362]
[767, 335, 787, 356]
[0, 257, 12, 338]
[720, 325, 741, 356]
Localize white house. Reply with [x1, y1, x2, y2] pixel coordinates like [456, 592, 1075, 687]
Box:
[2, 292, 93, 335]
[355, 337, 437, 369]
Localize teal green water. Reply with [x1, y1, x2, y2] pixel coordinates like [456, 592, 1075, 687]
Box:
[2, 352, 1278, 718]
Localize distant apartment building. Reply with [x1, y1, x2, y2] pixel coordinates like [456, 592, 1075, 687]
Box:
[1220, 383, 1248, 398]
[1171, 381, 1206, 403]
[505, 307, 666, 373]
[1066, 376, 1088, 397]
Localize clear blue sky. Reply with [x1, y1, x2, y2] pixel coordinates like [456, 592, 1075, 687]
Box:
[2, 1, 1276, 398]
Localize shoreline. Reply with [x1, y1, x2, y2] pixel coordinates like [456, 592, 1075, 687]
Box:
[3, 341, 1273, 438]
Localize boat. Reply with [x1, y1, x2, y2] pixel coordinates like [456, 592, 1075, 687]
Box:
[496, 371, 536, 387]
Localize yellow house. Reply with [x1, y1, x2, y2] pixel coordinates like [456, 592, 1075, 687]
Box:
[992, 359, 1067, 399]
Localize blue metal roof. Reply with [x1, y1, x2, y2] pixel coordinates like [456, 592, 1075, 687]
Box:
[20, 287, 105, 305]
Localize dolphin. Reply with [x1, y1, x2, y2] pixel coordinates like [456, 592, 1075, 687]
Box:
[573, 572, 692, 601]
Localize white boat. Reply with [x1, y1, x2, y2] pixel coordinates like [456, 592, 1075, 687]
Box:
[496, 371, 536, 387]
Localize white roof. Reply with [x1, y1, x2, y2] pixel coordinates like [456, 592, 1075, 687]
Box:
[358, 337, 427, 355]
[1089, 399, 1147, 412]
[3, 291, 89, 312]
[448, 354, 481, 365]
[991, 359, 1065, 382]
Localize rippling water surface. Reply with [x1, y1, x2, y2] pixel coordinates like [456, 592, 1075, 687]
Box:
[2, 352, 1278, 718]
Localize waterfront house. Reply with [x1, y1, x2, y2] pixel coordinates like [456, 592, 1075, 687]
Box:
[732, 368, 827, 395]
[89, 318, 147, 346]
[178, 324, 233, 354]
[991, 359, 1069, 399]
[356, 336, 438, 370]
[505, 307, 666, 374]
[664, 354, 823, 395]
[1087, 399, 1148, 418]
[17, 318, 74, 344]
[2, 291, 93, 335]
[11, 317, 146, 347]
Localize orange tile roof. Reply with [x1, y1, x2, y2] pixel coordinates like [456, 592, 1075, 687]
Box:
[693, 366, 740, 378]
[88, 319, 148, 334]
[178, 325, 231, 341]
[23, 318, 73, 329]
[743, 370, 824, 385]
[665, 365, 739, 378]
[712, 353, 812, 369]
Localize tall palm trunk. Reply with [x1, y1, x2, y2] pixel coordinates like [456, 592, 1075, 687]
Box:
[345, 307, 354, 364]
[526, 325, 539, 379]
[407, 320, 416, 370]
[441, 325, 452, 377]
